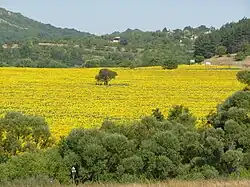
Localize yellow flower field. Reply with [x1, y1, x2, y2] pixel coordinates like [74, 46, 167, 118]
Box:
[0, 65, 244, 138]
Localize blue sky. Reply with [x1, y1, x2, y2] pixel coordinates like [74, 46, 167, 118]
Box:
[1, 0, 250, 35]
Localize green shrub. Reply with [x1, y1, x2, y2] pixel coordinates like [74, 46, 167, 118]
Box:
[200, 165, 219, 179]
[195, 55, 205, 63]
[241, 43, 250, 56]
[152, 108, 164, 121]
[216, 46, 227, 57]
[237, 70, 250, 86]
[162, 56, 178, 70]
[235, 51, 246, 61]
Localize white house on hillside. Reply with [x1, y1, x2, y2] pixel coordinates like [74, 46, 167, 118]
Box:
[112, 36, 121, 43]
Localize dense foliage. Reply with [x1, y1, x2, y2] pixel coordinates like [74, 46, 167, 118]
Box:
[162, 55, 178, 70]
[194, 18, 250, 59]
[0, 112, 55, 163]
[237, 70, 250, 90]
[0, 71, 250, 185]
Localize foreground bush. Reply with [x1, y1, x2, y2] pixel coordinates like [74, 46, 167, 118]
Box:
[0, 112, 55, 163]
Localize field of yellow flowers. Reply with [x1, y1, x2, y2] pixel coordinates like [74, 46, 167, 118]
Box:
[0, 65, 243, 138]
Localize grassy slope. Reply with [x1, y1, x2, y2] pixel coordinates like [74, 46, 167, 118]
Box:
[205, 55, 250, 67]
[81, 181, 250, 187]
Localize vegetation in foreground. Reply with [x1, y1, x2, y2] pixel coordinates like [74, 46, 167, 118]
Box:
[0, 65, 243, 138]
[0, 70, 249, 185]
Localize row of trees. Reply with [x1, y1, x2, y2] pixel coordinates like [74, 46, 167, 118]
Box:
[0, 70, 249, 185]
[0, 40, 193, 69]
[0, 41, 187, 68]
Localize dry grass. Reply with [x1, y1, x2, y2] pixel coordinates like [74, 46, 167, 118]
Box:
[3, 180, 250, 187]
[205, 55, 250, 67]
[75, 180, 250, 187]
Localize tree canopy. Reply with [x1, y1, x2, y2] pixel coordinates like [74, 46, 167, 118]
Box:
[0, 112, 55, 163]
[95, 69, 118, 85]
[237, 70, 250, 90]
[162, 55, 179, 70]
[194, 18, 250, 59]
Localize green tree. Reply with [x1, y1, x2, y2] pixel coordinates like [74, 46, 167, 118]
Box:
[0, 148, 69, 184]
[222, 149, 244, 174]
[195, 18, 250, 56]
[162, 55, 178, 70]
[215, 46, 227, 57]
[19, 41, 33, 58]
[199, 130, 224, 169]
[95, 69, 118, 85]
[207, 70, 250, 129]
[195, 55, 205, 64]
[138, 131, 181, 179]
[236, 70, 250, 86]
[241, 43, 250, 56]
[0, 112, 55, 159]
[120, 155, 144, 176]
[152, 108, 164, 121]
[180, 131, 202, 163]
[194, 33, 219, 58]
[235, 51, 246, 61]
[167, 105, 196, 126]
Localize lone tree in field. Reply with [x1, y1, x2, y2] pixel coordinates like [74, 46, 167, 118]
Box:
[95, 69, 118, 85]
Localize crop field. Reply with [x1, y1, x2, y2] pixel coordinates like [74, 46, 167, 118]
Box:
[0, 65, 243, 138]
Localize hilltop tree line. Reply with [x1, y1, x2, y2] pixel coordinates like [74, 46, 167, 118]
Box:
[0, 70, 250, 185]
[0, 6, 224, 69]
[1, 9, 250, 69]
[0, 7, 91, 44]
[194, 18, 250, 61]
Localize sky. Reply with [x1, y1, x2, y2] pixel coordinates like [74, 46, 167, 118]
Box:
[1, 0, 250, 35]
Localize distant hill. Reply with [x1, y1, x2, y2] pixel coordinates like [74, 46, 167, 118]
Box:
[1, 7, 248, 68]
[0, 7, 92, 43]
